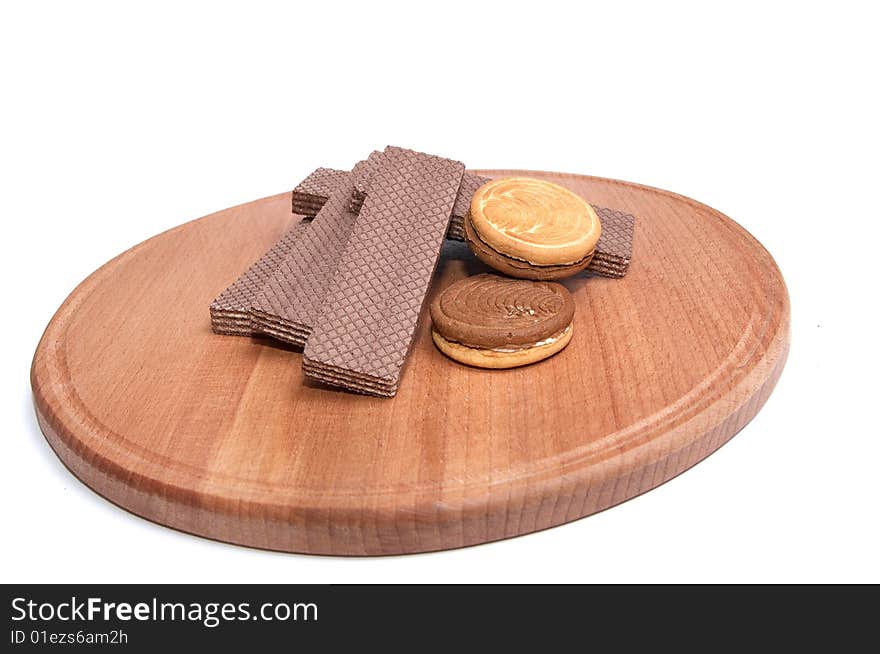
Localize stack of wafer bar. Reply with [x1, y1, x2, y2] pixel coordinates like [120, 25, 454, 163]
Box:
[292, 169, 633, 277]
[289, 167, 348, 216]
[588, 208, 635, 278]
[247, 155, 382, 346]
[209, 217, 311, 335]
[210, 145, 637, 396]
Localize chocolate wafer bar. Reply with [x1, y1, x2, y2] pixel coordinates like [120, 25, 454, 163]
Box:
[352, 153, 479, 218]
[588, 208, 635, 278]
[292, 164, 487, 241]
[292, 167, 634, 277]
[249, 155, 384, 346]
[296, 167, 487, 235]
[358, 163, 488, 238]
[209, 217, 311, 335]
[291, 167, 349, 216]
[303, 147, 466, 397]
[447, 172, 490, 240]
[291, 168, 342, 216]
[348, 150, 383, 213]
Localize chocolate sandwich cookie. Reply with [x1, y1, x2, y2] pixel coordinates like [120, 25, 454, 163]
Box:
[465, 177, 602, 280]
[430, 274, 575, 369]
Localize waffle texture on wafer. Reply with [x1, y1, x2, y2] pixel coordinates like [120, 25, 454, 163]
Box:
[249, 158, 380, 345]
[302, 147, 465, 396]
[209, 217, 311, 335]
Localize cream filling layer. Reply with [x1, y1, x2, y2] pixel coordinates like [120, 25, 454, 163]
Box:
[470, 324, 572, 353]
[470, 217, 594, 268]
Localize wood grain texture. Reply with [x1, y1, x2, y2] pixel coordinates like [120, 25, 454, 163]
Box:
[30, 170, 790, 555]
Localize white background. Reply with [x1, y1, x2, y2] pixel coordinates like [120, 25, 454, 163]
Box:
[2, 1, 878, 583]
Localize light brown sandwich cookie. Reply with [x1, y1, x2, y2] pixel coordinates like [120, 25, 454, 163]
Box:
[430, 274, 575, 369]
[465, 177, 601, 280]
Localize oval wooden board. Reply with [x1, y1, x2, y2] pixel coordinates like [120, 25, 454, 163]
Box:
[31, 170, 790, 555]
